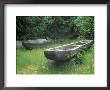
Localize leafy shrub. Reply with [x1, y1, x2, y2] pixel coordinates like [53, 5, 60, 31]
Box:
[74, 52, 83, 64]
[16, 16, 94, 40]
[74, 16, 94, 39]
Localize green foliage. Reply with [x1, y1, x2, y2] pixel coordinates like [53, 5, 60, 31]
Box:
[16, 16, 27, 40]
[74, 16, 94, 39]
[16, 16, 94, 40]
[74, 52, 83, 64]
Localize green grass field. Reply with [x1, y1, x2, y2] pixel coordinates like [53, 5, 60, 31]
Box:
[16, 39, 94, 74]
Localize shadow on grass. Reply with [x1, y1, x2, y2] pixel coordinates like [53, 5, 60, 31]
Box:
[52, 60, 71, 67]
[50, 57, 82, 68]
[45, 58, 83, 74]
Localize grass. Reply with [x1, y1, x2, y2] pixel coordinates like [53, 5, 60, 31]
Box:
[16, 39, 94, 74]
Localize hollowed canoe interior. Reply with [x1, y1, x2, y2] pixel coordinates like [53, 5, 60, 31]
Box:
[75, 42, 86, 45]
[50, 45, 79, 51]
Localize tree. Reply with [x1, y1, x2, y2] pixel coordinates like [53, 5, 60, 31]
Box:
[16, 16, 94, 40]
[74, 16, 94, 39]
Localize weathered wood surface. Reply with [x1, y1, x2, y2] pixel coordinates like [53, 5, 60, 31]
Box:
[44, 40, 94, 61]
[21, 39, 51, 50]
